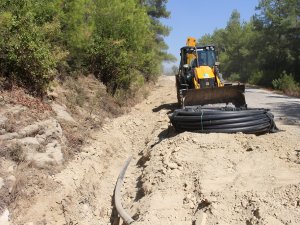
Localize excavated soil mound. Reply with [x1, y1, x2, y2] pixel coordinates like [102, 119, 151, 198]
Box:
[134, 128, 300, 224]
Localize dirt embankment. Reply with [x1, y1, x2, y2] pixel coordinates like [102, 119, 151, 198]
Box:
[1, 75, 300, 225]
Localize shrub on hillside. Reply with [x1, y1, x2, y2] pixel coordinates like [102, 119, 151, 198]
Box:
[0, 1, 66, 95]
[272, 71, 300, 95]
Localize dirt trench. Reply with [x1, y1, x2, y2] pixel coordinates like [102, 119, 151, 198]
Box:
[6, 76, 300, 225]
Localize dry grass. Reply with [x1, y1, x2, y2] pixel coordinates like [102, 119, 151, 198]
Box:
[64, 78, 88, 109]
[5, 164, 58, 220]
[8, 171, 26, 203]
[0, 171, 7, 215]
[283, 89, 300, 98]
[0, 199, 6, 215]
[0, 86, 52, 112]
[0, 143, 24, 163]
[0, 100, 54, 135]
[54, 75, 125, 147]
[61, 122, 86, 159]
[2, 119, 17, 133]
[59, 75, 123, 116]
[0, 165, 27, 216]
[9, 143, 25, 163]
[115, 80, 154, 108]
[56, 74, 153, 124]
[51, 74, 154, 159]
[51, 74, 153, 161]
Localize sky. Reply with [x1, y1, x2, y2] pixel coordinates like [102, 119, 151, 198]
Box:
[162, 0, 260, 71]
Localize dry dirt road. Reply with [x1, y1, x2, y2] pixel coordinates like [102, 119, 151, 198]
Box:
[10, 76, 300, 225]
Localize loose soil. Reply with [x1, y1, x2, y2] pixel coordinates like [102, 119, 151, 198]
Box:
[1, 76, 300, 225]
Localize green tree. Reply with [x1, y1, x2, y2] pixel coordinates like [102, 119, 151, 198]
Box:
[0, 0, 66, 94]
[0, 0, 172, 97]
[199, 10, 252, 81]
[59, 0, 95, 71]
[254, 0, 300, 83]
[198, 0, 300, 91]
[90, 0, 158, 94]
[140, 0, 174, 62]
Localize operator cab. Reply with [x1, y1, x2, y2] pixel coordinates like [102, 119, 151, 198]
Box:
[180, 45, 219, 69]
[196, 46, 216, 67]
[179, 45, 220, 89]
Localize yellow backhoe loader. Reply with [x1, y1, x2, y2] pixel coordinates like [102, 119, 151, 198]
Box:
[176, 37, 246, 108]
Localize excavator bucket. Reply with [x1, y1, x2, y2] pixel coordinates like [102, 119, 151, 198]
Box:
[182, 85, 246, 108]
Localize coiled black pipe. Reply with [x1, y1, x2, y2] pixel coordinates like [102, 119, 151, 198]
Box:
[169, 107, 279, 134]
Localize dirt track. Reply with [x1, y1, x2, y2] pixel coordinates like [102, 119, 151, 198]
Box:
[10, 76, 300, 225]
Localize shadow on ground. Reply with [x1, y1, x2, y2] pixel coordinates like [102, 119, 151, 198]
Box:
[265, 101, 300, 124]
[152, 102, 178, 114]
[150, 125, 178, 149]
[267, 95, 294, 99]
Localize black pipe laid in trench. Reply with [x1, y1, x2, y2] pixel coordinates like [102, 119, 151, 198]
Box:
[114, 156, 135, 225]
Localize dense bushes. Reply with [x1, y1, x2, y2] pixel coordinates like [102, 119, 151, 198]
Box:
[272, 72, 300, 95]
[0, 0, 171, 96]
[198, 0, 300, 95]
[0, 0, 66, 94]
[90, 0, 160, 95]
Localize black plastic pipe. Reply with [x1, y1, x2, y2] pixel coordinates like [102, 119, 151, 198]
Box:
[114, 156, 135, 225]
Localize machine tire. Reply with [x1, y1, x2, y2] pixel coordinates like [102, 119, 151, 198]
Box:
[176, 76, 183, 108]
[169, 107, 279, 135]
